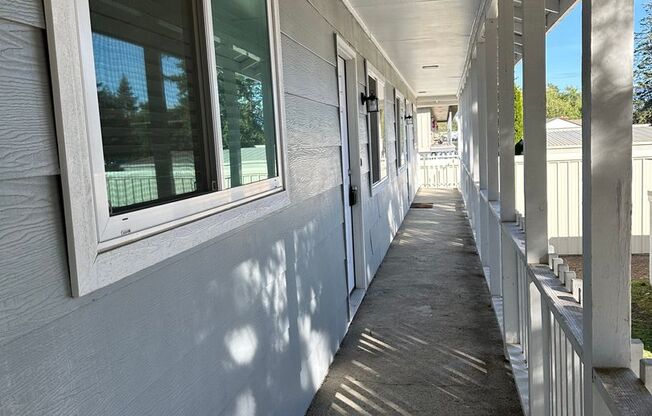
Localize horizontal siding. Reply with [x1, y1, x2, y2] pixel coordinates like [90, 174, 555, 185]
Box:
[0, 0, 418, 414]
[0, 1, 44, 28]
[285, 94, 341, 149]
[0, 186, 348, 416]
[0, 20, 58, 179]
[280, 0, 337, 66]
[281, 35, 338, 107]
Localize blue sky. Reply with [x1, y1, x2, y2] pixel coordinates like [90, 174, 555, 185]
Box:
[515, 0, 648, 89]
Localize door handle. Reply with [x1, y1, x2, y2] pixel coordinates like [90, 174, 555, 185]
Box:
[349, 185, 358, 207]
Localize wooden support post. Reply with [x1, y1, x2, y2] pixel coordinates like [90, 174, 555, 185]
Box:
[498, 0, 517, 346]
[522, 0, 548, 265]
[498, 0, 515, 222]
[582, 0, 634, 413]
[529, 280, 549, 416]
[478, 41, 489, 265]
[486, 14, 499, 203]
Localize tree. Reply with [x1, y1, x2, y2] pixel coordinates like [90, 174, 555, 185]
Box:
[546, 84, 582, 119]
[635, 0, 652, 124]
[514, 85, 523, 143]
[97, 75, 141, 168]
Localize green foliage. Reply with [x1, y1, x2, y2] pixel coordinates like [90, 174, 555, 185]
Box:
[632, 280, 652, 356]
[513, 83, 583, 147]
[514, 85, 523, 143]
[218, 70, 267, 149]
[635, 0, 652, 124]
[97, 76, 142, 168]
[546, 84, 582, 119]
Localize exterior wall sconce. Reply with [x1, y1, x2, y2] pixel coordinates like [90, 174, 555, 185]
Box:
[361, 92, 379, 113]
[404, 115, 414, 125]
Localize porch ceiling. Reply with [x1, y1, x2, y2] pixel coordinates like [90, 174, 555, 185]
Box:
[346, 0, 483, 100]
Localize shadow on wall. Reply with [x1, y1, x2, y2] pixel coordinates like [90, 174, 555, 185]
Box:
[209, 217, 349, 415]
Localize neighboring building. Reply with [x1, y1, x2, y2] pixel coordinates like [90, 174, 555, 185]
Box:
[546, 117, 582, 129]
[514, 124, 652, 255]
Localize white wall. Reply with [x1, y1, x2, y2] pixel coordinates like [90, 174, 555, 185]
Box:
[416, 108, 432, 152]
[514, 144, 652, 254]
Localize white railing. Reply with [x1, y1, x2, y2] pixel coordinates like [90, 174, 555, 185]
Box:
[418, 153, 460, 188]
[459, 165, 652, 416]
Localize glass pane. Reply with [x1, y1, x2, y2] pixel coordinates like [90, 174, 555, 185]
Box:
[90, 0, 212, 215]
[399, 98, 406, 166]
[212, 0, 278, 189]
[369, 76, 381, 183]
[378, 81, 387, 180]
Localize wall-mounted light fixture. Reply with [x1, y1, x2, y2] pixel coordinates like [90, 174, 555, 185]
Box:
[361, 92, 379, 113]
[404, 115, 414, 125]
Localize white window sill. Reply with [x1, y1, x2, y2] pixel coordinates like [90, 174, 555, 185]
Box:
[76, 189, 291, 296]
[371, 176, 389, 196]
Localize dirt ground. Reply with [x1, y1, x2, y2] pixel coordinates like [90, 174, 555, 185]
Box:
[562, 254, 652, 356]
[562, 254, 649, 280]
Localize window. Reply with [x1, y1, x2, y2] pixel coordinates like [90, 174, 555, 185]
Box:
[367, 65, 387, 185]
[45, 0, 286, 296]
[395, 89, 406, 170]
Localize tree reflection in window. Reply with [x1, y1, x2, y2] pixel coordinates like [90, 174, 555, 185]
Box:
[90, 0, 210, 214]
[213, 0, 278, 189]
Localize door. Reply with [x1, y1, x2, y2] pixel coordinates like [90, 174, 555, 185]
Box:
[337, 56, 356, 294]
[405, 101, 413, 198]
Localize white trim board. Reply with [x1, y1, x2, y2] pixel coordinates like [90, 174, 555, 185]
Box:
[44, 0, 290, 296]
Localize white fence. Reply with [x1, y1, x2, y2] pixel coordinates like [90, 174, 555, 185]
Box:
[515, 151, 652, 254]
[418, 154, 460, 188]
[421, 149, 652, 254]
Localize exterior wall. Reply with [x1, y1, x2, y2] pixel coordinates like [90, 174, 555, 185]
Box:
[416, 108, 432, 152]
[514, 144, 652, 254]
[0, 1, 417, 415]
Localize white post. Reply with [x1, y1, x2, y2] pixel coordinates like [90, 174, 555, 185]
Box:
[498, 0, 518, 345]
[478, 40, 489, 266]
[522, 0, 548, 265]
[485, 11, 502, 296]
[470, 59, 480, 239]
[521, 1, 550, 403]
[649, 191, 652, 285]
[582, 0, 634, 414]
[498, 0, 515, 222]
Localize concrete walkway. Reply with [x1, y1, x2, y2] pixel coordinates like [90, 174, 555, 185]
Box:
[306, 189, 522, 415]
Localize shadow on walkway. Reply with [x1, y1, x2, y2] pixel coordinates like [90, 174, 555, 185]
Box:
[306, 189, 522, 415]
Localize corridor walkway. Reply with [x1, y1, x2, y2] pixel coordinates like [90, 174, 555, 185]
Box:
[306, 189, 522, 415]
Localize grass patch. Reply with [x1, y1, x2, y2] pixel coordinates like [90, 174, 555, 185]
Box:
[632, 280, 652, 357]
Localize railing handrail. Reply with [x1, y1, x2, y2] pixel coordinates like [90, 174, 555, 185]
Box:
[459, 164, 652, 415]
[502, 220, 585, 357]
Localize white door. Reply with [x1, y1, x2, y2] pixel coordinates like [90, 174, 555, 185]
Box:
[405, 101, 413, 198]
[337, 56, 355, 294]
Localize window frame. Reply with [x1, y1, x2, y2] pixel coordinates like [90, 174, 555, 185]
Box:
[394, 89, 407, 173]
[44, 0, 289, 296]
[366, 62, 388, 192]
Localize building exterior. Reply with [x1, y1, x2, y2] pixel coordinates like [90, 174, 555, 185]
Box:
[1, 1, 417, 414]
[1, 0, 650, 415]
[514, 124, 652, 254]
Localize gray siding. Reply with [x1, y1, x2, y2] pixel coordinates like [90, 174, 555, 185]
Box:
[0, 0, 417, 414]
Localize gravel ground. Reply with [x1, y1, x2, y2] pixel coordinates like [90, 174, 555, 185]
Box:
[562, 254, 649, 280]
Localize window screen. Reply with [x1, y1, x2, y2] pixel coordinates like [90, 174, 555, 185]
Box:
[369, 75, 387, 184]
[213, 0, 278, 189]
[90, 0, 213, 215]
